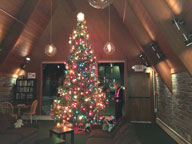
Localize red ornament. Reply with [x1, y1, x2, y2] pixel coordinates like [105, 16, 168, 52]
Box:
[155, 91, 158, 95]
[89, 110, 93, 116]
[73, 64, 77, 69]
[81, 83, 85, 86]
[99, 116, 103, 120]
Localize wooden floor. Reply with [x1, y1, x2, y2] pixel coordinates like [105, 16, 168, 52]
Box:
[26, 120, 177, 144]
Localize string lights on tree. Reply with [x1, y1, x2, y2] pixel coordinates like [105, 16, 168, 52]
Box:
[50, 12, 108, 128]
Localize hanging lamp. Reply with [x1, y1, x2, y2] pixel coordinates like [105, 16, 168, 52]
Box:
[103, 4, 115, 55]
[88, 0, 113, 9]
[45, 0, 57, 57]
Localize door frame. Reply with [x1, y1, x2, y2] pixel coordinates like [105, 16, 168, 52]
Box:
[98, 60, 128, 116]
[40, 61, 65, 115]
[127, 68, 156, 123]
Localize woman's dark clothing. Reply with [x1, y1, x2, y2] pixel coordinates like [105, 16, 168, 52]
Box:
[115, 87, 123, 121]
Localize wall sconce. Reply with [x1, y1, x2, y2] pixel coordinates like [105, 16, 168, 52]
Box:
[172, 18, 192, 47]
[149, 42, 164, 61]
[21, 64, 26, 70]
[21, 57, 31, 69]
[25, 57, 31, 63]
[139, 53, 151, 67]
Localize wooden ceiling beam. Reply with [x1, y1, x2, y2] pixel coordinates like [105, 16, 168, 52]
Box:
[0, 0, 26, 43]
[0, 0, 38, 66]
[113, 0, 173, 92]
[127, 0, 175, 92]
[0, 0, 60, 74]
[140, 0, 192, 76]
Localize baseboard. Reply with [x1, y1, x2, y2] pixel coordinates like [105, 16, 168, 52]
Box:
[131, 121, 152, 124]
[22, 115, 54, 120]
[156, 118, 191, 144]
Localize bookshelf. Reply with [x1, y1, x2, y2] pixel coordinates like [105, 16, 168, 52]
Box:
[15, 79, 36, 102]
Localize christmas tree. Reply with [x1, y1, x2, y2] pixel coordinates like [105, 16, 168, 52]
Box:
[50, 12, 108, 126]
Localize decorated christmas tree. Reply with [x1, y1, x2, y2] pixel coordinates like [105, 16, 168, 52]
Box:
[50, 12, 108, 127]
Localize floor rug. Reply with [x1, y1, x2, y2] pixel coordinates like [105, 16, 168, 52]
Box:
[72, 125, 89, 135]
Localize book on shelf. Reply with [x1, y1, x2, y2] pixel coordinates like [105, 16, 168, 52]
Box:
[15, 78, 36, 101]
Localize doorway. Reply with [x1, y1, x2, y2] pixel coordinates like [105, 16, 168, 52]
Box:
[128, 72, 154, 122]
[42, 63, 66, 115]
[98, 62, 125, 116]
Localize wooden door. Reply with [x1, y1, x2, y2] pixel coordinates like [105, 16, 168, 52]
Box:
[128, 73, 154, 122]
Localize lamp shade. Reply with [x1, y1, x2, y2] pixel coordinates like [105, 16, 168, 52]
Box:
[103, 41, 115, 55]
[45, 44, 57, 57]
[88, 0, 113, 9]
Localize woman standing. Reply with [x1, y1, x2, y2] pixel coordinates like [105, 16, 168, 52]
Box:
[113, 81, 123, 121]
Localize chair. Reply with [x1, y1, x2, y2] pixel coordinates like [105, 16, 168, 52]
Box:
[0, 102, 18, 119]
[23, 100, 38, 124]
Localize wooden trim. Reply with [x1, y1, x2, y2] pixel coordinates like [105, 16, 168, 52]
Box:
[98, 60, 126, 63]
[0, 73, 18, 78]
[42, 61, 65, 64]
[22, 115, 53, 120]
[124, 59, 128, 116]
[97, 60, 127, 116]
[39, 63, 42, 115]
[131, 121, 152, 124]
[128, 96, 150, 98]
[156, 118, 191, 144]
[39, 61, 67, 114]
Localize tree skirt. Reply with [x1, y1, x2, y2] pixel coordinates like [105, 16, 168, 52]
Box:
[72, 125, 89, 135]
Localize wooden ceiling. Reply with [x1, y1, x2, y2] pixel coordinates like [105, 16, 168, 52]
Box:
[0, 0, 59, 74]
[0, 0, 192, 91]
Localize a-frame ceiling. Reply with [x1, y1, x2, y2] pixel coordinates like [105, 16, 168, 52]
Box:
[0, 0, 192, 92]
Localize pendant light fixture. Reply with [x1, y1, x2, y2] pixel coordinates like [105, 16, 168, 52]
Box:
[103, 4, 115, 55]
[88, 0, 113, 9]
[45, 0, 57, 57]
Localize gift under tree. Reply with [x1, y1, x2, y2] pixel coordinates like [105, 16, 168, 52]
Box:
[50, 12, 108, 127]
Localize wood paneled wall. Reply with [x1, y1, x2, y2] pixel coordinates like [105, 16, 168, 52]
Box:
[0, 0, 25, 43]
[0, 0, 60, 75]
[113, 0, 177, 92]
[25, 0, 144, 113]
[139, 0, 192, 75]
[0, 0, 191, 113]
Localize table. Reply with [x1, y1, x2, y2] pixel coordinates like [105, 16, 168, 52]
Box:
[50, 126, 74, 144]
[15, 104, 30, 116]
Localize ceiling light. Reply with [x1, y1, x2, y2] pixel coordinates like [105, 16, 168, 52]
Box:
[103, 42, 115, 55]
[45, 0, 57, 57]
[45, 44, 57, 57]
[103, 5, 115, 55]
[88, 0, 113, 9]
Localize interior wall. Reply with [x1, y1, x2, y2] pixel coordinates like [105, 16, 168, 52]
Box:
[23, 0, 143, 114]
[0, 75, 16, 104]
[156, 72, 192, 143]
